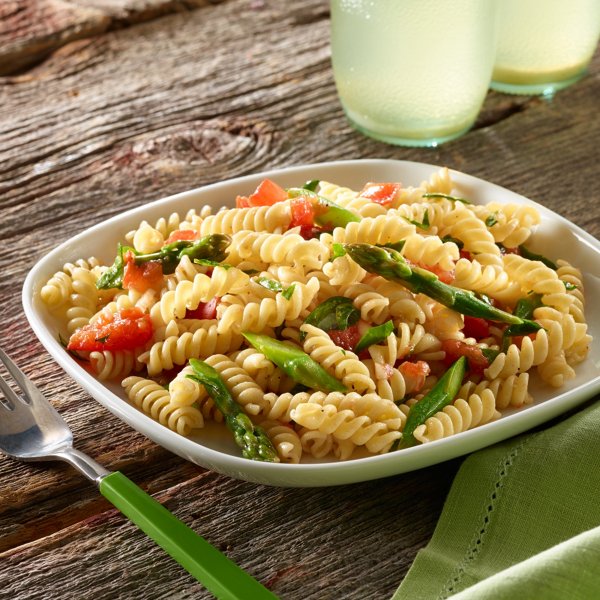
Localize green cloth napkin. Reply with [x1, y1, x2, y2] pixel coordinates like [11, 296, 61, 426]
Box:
[393, 399, 600, 600]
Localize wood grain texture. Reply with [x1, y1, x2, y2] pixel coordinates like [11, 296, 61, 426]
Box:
[0, 0, 225, 74]
[0, 0, 599, 597]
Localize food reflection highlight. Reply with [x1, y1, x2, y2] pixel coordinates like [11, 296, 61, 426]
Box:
[40, 168, 591, 463]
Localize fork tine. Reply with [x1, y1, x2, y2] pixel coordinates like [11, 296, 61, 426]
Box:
[0, 370, 18, 409]
[0, 347, 47, 407]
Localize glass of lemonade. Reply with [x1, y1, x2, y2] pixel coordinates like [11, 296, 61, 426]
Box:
[330, 0, 497, 147]
[491, 0, 600, 95]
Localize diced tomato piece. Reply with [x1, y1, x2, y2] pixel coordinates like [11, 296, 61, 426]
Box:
[463, 316, 491, 340]
[328, 324, 362, 352]
[297, 226, 324, 240]
[289, 196, 315, 229]
[442, 339, 489, 373]
[236, 195, 251, 208]
[500, 245, 520, 255]
[360, 182, 401, 206]
[247, 179, 288, 207]
[67, 307, 153, 352]
[122, 252, 164, 293]
[398, 360, 430, 393]
[184, 297, 220, 320]
[164, 229, 198, 244]
[415, 261, 455, 284]
[459, 249, 472, 261]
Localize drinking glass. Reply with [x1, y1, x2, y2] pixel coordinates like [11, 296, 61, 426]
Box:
[330, 0, 497, 147]
[491, 0, 600, 95]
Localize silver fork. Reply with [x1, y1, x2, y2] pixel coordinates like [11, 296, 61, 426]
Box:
[0, 348, 277, 600]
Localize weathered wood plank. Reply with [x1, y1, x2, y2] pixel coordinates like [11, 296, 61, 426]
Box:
[0, 460, 459, 599]
[0, 0, 599, 598]
[0, 0, 224, 75]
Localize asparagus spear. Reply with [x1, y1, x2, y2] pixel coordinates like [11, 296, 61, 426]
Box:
[286, 188, 361, 228]
[344, 243, 541, 332]
[400, 356, 467, 448]
[517, 245, 558, 270]
[97, 234, 231, 289]
[243, 332, 347, 393]
[501, 292, 545, 349]
[186, 359, 278, 462]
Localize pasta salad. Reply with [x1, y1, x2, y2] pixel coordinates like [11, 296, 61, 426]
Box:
[39, 168, 591, 463]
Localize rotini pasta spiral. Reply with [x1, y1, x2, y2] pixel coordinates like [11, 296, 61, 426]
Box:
[197, 202, 291, 235]
[123, 376, 203, 435]
[412, 389, 499, 444]
[259, 420, 302, 463]
[291, 403, 401, 454]
[228, 230, 329, 272]
[216, 277, 319, 333]
[300, 324, 376, 393]
[440, 204, 502, 267]
[154, 266, 249, 324]
[140, 325, 244, 374]
[90, 349, 143, 381]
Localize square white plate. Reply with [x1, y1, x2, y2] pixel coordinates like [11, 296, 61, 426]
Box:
[22, 159, 600, 487]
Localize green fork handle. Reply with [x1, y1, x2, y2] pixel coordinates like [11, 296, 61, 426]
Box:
[99, 471, 278, 600]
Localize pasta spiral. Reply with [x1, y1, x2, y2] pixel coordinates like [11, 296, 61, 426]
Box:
[300, 324, 376, 393]
[154, 266, 249, 324]
[123, 376, 203, 435]
[291, 403, 401, 454]
[140, 325, 244, 374]
[216, 277, 319, 333]
[412, 389, 499, 444]
[197, 202, 291, 235]
[259, 420, 302, 463]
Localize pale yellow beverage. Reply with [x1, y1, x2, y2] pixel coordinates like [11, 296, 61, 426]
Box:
[492, 0, 600, 94]
[330, 0, 497, 147]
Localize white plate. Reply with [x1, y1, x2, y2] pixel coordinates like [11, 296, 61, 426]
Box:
[22, 160, 600, 487]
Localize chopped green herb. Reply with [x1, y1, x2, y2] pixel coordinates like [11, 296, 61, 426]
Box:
[441, 235, 464, 250]
[282, 284, 296, 300]
[485, 213, 498, 227]
[514, 293, 544, 320]
[481, 348, 500, 364]
[254, 277, 295, 300]
[193, 258, 232, 269]
[564, 282, 577, 291]
[302, 179, 320, 192]
[402, 209, 430, 230]
[255, 277, 283, 293]
[354, 320, 395, 353]
[301, 297, 360, 341]
[331, 243, 347, 260]
[422, 192, 473, 204]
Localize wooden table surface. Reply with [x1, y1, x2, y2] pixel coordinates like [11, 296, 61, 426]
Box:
[1, 1, 599, 598]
